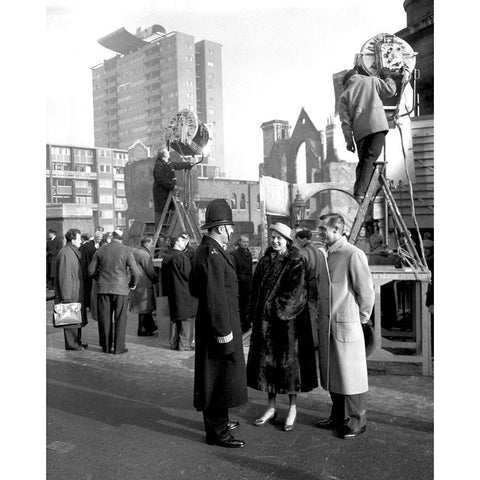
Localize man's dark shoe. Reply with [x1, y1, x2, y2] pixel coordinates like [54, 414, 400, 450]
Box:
[81, 344, 88, 349]
[336, 425, 367, 439]
[114, 349, 129, 355]
[227, 421, 240, 431]
[315, 417, 337, 430]
[206, 436, 245, 448]
[138, 331, 154, 337]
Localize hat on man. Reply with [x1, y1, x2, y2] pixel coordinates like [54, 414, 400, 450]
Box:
[269, 222, 294, 242]
[201, 199, 235, 230]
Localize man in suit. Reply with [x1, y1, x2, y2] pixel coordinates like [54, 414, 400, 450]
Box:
[47, 228, 64, 289]
[88, 230, 139, 354]
[189, 199, 248, 448]
[316, 213, 375, 439]
[54, 228, 88, 350]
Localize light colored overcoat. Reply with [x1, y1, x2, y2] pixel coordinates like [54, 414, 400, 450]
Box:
[317, 236, 374, 395]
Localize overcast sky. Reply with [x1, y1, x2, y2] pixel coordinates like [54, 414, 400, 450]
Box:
[46, 0, 409, 179]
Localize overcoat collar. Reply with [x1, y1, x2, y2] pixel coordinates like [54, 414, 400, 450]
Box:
[66, 243, 81, 262]
[202, 235, 236, 270]
[327, 235, 347, 255]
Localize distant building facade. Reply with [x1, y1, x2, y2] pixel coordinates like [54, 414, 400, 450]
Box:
[91, 24, 225, 176]
[46, 143, 129, 232]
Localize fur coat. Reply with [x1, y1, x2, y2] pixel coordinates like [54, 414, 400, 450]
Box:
[246, 245, 318, 394]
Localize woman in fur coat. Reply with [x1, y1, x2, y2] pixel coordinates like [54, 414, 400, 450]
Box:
[246, 222, 318, 431]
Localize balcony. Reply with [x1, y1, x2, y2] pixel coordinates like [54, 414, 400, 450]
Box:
[47, 170, 97, 180]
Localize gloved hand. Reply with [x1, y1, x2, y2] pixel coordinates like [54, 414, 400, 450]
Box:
[346, 141, 356, 153]
[379, 67, 392, 80]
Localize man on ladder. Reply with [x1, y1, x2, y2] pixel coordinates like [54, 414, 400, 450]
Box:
[338, 66, 397, 202]
[152, 147, 177, 231]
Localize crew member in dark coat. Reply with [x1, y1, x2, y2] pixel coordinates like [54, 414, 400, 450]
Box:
[54, 228, 88, 350]
[152, 148, 176, 230]
[88, 230, 139, 354]
[189, 199, 248, 448]
[130, 236, 158, 336]
[47, 228, 64, 289]
[247, 222, 318, 432]
[79, 231, 103, 309]
[230, 235, 253, 333]
[162, 233, 197, 350]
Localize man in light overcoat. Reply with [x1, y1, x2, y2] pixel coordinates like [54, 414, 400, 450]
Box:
[316, 213, 374, 439]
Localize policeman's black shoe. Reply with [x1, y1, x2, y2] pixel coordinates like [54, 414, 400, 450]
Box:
[227, 421, 240, 431]
[65, 346, 83, 351]
[335, 424, 367, 439]
[315, 417, 337, 430]
[114, 349, 129, 355]
[81, 344, 88, 349]
[206, 436, 245, 448]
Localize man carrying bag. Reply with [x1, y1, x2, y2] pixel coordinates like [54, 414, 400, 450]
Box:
[54, 228, 88, 351]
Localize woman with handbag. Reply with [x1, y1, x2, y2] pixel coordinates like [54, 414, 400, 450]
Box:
[246, 223, 318, 432]
[54, 228, 88, 351]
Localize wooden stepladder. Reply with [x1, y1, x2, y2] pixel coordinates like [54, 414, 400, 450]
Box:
[152, 190, 202, 259]
[348, 161, 426, 271]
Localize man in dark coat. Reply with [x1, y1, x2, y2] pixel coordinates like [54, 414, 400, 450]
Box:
[295, 228, 321, 348]
[88, 230, 139, 354]
[54, 228, 88, 350]
[230, 235, 253, 334]
[130, 236, 158, 336]
[189, 199, 248, 448]
[47, 228, 64, 289]
[162, 233, 197, 350]
[79, 231, 103, 309]
[152, 148, 177, 230]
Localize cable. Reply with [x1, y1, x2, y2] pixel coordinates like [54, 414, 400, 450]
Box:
[395, 121, 428, 269]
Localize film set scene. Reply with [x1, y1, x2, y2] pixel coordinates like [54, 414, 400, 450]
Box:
[35, 0, 449, 478]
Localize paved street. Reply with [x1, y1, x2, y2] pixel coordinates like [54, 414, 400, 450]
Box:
[46, 300, 433, 480]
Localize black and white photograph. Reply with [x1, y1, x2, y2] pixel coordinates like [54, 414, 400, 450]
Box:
[5, 0, 475, 478]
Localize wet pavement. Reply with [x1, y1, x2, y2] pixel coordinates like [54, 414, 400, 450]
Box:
[46, 299, 433, 480]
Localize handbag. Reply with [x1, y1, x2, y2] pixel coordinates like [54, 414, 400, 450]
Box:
[53, 302, 82, 328]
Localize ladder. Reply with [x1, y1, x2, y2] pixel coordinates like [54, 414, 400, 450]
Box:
[152, 190, 202, 259]
[348, 161, 426, 271]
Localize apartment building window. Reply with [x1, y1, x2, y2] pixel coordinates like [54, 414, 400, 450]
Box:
[75, 196, 93, 204]
[186, 80, 193, 86]
[100, 194, 113, 204]
[208, 109, 215, 115]
[99, 179, 112, 188]
[186, 55, 194, 61]
[257, 194, 261, 209]
[208, 48, 214, 55]
[99, 164, 111, 173]
[113, 166, 124, 175]
[207, 61, 214, 67]
[99, 210, 113, 219]
[240, 193, 246, 210]
[208, 73, 214, 79]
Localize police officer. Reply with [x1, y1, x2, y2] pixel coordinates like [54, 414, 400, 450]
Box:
[189, 199, 248, 448]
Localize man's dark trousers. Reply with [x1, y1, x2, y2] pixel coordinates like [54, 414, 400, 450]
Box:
[97, 294, 128, 353]
[203, 400, 230, 443]
[354, 131, 387, 197]
[330, 391, 367, 430]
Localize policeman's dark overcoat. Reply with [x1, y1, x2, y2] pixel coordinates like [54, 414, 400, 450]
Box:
[189, 235, 248, 411]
